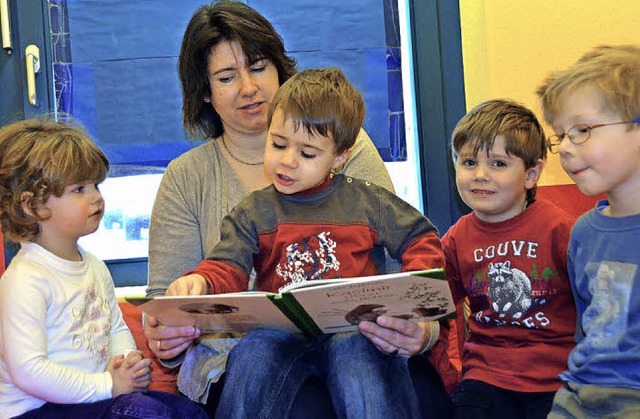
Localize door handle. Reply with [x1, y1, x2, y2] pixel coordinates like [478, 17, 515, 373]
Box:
[1, 0, 12, 54]
[26, 44, 40, 106]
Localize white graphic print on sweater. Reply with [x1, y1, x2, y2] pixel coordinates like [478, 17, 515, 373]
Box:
[487, 261, 532, 319]
[276, 231, 340, 288]
[70, 283, 111, 363]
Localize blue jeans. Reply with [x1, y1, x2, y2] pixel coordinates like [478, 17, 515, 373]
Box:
[15, 390, 207, 419]
[215, 328, 426, 419]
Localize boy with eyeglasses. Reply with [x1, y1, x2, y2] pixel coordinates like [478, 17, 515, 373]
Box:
[537, 44, 640, 417]
[442, 99, 577, 419]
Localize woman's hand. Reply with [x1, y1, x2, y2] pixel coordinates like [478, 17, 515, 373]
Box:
[144, 274, 207, 359]
[144, 315, 201, 360]
[359, 316, 433, 358]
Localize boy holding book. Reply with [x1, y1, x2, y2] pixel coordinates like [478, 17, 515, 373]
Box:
[167, 67, 454, 418]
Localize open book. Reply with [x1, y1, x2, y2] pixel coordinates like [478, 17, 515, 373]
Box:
[126, 269, 454, 337]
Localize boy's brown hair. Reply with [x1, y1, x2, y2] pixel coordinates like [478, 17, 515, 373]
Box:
[537, 44, 640, 124]
[0, 117, 109, 242]
[451, 99, 547, 202]
[267, 67, 364, 154]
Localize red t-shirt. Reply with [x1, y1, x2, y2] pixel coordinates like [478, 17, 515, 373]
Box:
[442, 199, 576, 392]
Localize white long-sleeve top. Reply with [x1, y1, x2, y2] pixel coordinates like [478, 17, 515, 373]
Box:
[0, 242, 136, 418]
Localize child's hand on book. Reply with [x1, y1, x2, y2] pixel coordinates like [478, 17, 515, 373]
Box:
[167, 274, 208, 296]
[358, 315, 430, 358]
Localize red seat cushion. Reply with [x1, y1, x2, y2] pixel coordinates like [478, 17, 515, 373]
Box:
[537, 184, 604, 218]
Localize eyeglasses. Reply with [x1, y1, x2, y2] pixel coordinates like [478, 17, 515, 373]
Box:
[546, 118, 640, 154]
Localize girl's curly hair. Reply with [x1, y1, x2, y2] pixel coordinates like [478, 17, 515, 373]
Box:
[0, 117, 109, 242]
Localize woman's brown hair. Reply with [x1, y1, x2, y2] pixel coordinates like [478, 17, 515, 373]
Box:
[179, 0, 297, 139]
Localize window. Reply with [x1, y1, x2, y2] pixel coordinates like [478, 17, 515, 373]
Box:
[78, 165, 164, 261]
[1, 1, 424, 285]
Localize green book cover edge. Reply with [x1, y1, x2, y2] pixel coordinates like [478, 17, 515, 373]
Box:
[124, 296, 153, 307]
[268, 293, 322, 337]
[410, 267, 445, 280]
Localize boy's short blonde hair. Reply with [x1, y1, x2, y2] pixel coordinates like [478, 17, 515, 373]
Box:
[537, 44, 640, 124]
[267, 67, 364, 154]
[451, 99, 547, 202]
[0, 117, 109, 242]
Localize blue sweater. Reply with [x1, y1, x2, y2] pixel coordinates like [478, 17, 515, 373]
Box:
[561, 200, 640, 389]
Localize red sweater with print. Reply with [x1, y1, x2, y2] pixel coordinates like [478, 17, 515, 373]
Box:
[186, 174, 458, 392]
[442, 199, 577, 392]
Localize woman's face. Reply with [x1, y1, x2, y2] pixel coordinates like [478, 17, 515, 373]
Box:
[206, 40, 280, 137]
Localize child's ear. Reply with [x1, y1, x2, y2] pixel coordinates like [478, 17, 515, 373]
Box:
[20, 192, 36, 216]
[525, 159, 544, 190]
[20, 191, 47, 218]
[332, 148, 353, 171]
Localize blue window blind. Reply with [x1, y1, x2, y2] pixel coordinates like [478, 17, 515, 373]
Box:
[50, 0, 407, 166]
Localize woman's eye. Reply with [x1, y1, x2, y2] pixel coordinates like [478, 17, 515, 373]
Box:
[214, 72, 235, 84]
[250, 60, 269, 73]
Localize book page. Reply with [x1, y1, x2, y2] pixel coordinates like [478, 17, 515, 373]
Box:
[279, 270, 415, 292]
[127, 293, 300, 333]
[279, 277, 350, 292]
[288, 270, 454, 333]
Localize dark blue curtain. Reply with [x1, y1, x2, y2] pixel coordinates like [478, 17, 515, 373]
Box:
[50, 0, 407, 166]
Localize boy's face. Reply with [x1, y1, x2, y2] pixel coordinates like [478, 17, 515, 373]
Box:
[455, 135, 541, 223]
[551, 87, 640, 202]
[39, 182, 104, 243]
[264, 108, 349, 195]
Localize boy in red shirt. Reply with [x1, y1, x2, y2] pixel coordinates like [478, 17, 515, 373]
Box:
[443, 99, 577, 418]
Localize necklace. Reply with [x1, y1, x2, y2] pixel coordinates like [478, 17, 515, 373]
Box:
[221, 135, 264, 166]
